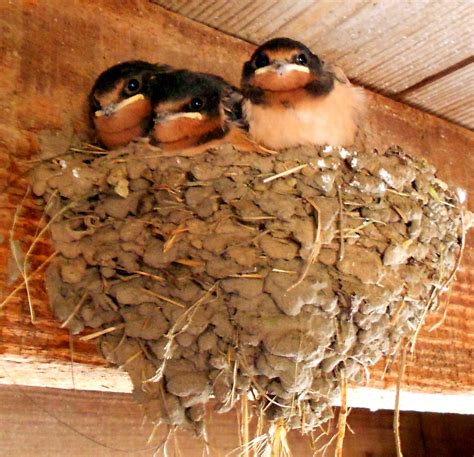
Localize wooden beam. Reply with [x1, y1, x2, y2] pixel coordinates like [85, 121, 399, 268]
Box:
[4, 384, 474, 457]
[0, 0, 473, 414]
[2, 355, 473, 415]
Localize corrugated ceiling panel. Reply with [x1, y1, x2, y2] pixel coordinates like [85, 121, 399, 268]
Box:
[151, 0, 474, 129]
[402, 64, 474, 130]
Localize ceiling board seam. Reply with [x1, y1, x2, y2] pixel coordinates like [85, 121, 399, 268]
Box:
[214, 1, 256, 29]
[335, 12, 470, 88]
[307, 1, 370, 50]
[259, 1, 315, 41]
[199, 2, 234, 23]
[404, 102, 473, 131]
[254, 1, 312, 40]
[306, 4, 472, 92]
[230, 1, 282, 34]
[176, 0, 203, 17]
[191, 1, 220, 21]
[311, 2, 448, 62]
[221, 2, 269, 30]
[395, 56, 474, 98]
[408, 87, 474, 106]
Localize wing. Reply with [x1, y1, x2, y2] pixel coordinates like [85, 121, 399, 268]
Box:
[221, 87, 276, 155]
[322, 60, 350, 85]
[220, 85, 249, 131]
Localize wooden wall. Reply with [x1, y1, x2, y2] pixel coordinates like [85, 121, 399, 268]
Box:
[1, 384, 473, 457]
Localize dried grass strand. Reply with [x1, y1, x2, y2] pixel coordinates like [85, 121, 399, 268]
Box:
[68, 333, 76, 391]
[61, 291, 88, 328]
[410, 204, 466, 352]
[237, 352, 290, 410]
[428, 286, 452, 332]
[337, 186, 345, 261]
[0, 251, 58, 310]
[269, 419, 292, 457]
[335, 371, 348, 457]
[11, 189, 74, 323]
[394, 343, 408, 457]
[140, 287, 186, 308]
[262, 164, 307, 183]
[9, 187, 35, 321]
[147, 282, 218, 383]
[287, 198, 321, 292]
[79, 323, 125, 341]
[116, 267, 165, 282]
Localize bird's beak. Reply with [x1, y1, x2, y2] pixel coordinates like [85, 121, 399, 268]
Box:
[95, 93, 146, 118]
[254, 61, 310, 76]
[154, 112, 203, 123]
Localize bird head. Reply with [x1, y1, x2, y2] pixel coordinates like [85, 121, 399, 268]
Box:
[89, 60, 169, 148]
[242, 38, 324, 92]
[150, 71, 231, 149]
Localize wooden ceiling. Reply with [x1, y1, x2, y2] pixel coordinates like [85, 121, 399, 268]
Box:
[152, 0, 473, 130]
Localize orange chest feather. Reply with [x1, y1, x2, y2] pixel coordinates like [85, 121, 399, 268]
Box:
[151, 117, 222, 144]
[94, 98, 152, 134]
[94, 98, 152, 148]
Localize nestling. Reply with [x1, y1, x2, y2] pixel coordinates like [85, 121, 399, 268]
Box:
[150, 70, 265, 156]
[89, 60, 171, 149]
[241, 37, 366, 150]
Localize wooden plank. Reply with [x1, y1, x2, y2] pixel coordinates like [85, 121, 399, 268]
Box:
[5, 384, 468, 457]
[0, 0, 473, 413]
[419, 411, 474, 457]
[2, 355, 473, 415]
[2, 384, 473, 456]
[153, 0, 473, 95]
[401, 63, 474, 130]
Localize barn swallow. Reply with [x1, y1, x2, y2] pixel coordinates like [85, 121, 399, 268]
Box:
[89, 60, 171, 149]
[241, 37, 366, 150]
[149, 70, 269, 156]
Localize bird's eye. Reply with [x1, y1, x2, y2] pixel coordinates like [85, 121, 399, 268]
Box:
[125, 78, 141, 95]
[295, 53, 308, 65]
[254, 53, 270, 68]
[190, 97, 204, 111]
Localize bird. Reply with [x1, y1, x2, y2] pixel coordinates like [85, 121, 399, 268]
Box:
[241, 37, 366, 150]
[149, 69, 269, 156]
[89, 60, 171, 149]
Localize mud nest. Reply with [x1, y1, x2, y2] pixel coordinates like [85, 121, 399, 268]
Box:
[32, 142, 464, 436]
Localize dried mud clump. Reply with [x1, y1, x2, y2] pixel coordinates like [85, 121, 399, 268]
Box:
[32, 142, 464, 434]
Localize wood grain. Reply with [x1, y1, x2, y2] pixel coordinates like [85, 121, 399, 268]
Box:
[401, 62, 474, 130]
[0, 0, 473, 410]
[4, 384, 474, 457]
[153, 0, 474, 129]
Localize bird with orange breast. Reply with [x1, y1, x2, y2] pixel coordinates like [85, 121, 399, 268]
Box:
[241, 37, 366, 150]
[89, 60, 171, 149]
[149, 69, 268, 156]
